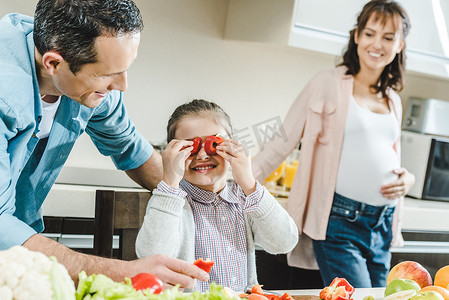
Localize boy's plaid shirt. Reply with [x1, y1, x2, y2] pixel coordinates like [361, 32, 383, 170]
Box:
[156, 178, 263, 292]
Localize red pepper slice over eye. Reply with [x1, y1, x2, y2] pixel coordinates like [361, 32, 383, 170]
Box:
[193, 258, 214, 273]
[190, 137, 202, 155]
[204, 136, 225, 156]
[130, 273, 163, 294]
[181, 137, 202, 155]
[319, 277, 355, 300]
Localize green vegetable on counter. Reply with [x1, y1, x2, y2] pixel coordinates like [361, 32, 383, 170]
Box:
[76, 271, 237, 300]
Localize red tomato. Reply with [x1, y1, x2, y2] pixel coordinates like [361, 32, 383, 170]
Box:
[204, 136, 225, 156]
[319, 277, 355, 300]
[130, 273, 163, 294]
[193, 258, 214, 273]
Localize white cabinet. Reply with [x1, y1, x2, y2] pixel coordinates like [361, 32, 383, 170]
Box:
[225, 0, 449, 80]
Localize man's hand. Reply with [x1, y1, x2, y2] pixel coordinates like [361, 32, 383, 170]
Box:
[23, 234, 209, 288]
[130, 254, 209, 290]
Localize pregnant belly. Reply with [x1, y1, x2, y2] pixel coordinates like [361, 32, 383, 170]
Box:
[336, 146, 400, 206]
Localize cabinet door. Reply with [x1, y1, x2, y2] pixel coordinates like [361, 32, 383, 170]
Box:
[291, 0, 449, 79]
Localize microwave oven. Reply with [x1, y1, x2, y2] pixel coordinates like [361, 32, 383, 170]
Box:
[403, 97, 449, 136]
[401, 130, 449, 201]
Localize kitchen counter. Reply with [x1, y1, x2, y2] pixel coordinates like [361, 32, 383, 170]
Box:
[42, 183, 147, 218]
[43, 184, 449, 233]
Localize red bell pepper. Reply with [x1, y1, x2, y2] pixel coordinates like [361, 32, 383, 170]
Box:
[190, 137, 202, 155]
[245, 284, 293, 300]
[280, 293, 294, 300]
[193, 258, 214, 273]
[181, 137, 202, 155]
[130, 273, 163, 294]
[204, 136, 225, 156]
[251, 284, 264, 295]
[248, 294, 269, 300]
[319, 277, 355, 300]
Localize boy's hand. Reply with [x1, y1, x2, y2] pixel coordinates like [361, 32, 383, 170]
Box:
[162, 139, 193, 188]
[216, 140, 256, 196]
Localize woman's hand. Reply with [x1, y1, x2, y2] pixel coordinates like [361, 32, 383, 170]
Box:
[216, 140, 256, 196]
[161, 139, 193, 188]
[381, 168, 416, 200]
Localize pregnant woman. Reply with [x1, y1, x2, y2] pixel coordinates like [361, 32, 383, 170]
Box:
[252, 0, 415, 288]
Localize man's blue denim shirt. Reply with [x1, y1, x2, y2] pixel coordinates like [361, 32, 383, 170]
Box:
[0, 13, 153, 249]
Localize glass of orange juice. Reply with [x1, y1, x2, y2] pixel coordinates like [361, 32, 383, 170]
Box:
[284, 160, 298, 190]
[264, 161, 286, 189]
[283, 150, 300, 190]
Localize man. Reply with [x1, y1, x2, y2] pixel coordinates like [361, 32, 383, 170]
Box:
[0, 0, 208, 288]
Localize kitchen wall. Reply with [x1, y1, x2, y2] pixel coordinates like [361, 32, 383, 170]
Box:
[2, 0, 449, 173]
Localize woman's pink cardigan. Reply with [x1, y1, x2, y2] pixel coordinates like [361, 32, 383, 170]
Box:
[252, 66, 404, 269]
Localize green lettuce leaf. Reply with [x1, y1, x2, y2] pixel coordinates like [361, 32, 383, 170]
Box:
[76, 272, 235, 300]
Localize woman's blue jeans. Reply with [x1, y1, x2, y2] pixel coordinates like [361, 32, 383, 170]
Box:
[312, 193, 395, 288]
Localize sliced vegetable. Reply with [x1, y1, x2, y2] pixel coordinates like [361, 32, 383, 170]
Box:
[251, 284, 264, 295]
[190, 137, 202, 155]
[181, 137, 202, 155]
[204, 136, 225, 156]
[242, 284, 293, 300]
[384, 290, 417, 300]
[193, 258, 215, 273]
[280, 293, 294, 300]
[248, 294, 269, 300]
[319, 277, 355, 300]
[131, 273, 163, 294]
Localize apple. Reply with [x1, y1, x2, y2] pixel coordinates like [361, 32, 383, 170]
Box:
[410, 291, 445, 300]
[385, 278, 421, 296]
[387, 261, 433, 288]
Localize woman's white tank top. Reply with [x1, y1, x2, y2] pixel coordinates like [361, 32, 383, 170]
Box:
[335, 96, 400, 207]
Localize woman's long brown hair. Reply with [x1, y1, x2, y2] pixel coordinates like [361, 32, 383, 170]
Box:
[339, 0, 411, 99]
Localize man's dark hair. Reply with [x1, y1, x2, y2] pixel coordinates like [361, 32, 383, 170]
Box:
[33, 0, 144, 74]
